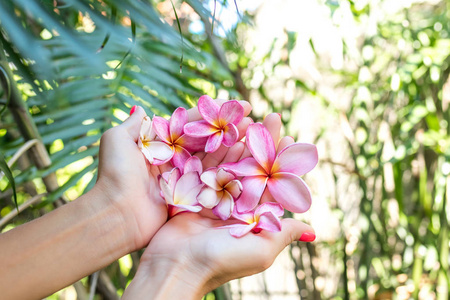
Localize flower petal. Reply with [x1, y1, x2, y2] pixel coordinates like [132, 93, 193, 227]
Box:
[255, 202, 284, 218]
[228, 223, 257, 238]
[184, 156, 203, 174]
[197, 186, 222, 208]
[183, 120, 218, 137]
[162, 167, 181, 185]
[200, 168, 221, 190]
[267, 172, 312, 213]
[140, 147, 155, 164]
[246, 123, 276, 174]
[174, 172, 202, 205]
[224, 179, 242, 199]
[255, 211, 282, 232]
[171, 145, 192, 172]
[220, 157, 266, 177]
[222, 123, 239, 147]
[160, 168, 181, 202]
[231, 208, 255, 224]
[235, 175, 268, 212]
[169, 168, 182, 192]
[212, 191, 234, 220]
[272, 143, 318, 176]
[147, 141, 174, 161]
[140, 116, 154, 139]
[216, 168, 235, 186]
[198, 95, 220, 126]
[159, 177, 174, 204]
[169, 107, 188, 141]
[176, 135, 209, 152]
[168, 204, 202, 217]
[205, 131, 223, 153]
[152, 116, 171, 143]
[218, 100, 244, 126]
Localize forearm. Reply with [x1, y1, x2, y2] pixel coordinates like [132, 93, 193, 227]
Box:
[0, 186, 134, 300]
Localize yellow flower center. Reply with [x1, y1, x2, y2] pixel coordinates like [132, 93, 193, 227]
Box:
[141, 136, 151, 148]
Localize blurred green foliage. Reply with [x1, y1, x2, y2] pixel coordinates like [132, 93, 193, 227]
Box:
[334, 2, 449, 299]
[0, 0, 235, 298]
[0, 0, 449, 299]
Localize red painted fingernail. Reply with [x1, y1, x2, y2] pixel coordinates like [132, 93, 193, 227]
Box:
[299, 232, 316, 242]
[276, 113, 282, 118]
[129, 105, 137, 115]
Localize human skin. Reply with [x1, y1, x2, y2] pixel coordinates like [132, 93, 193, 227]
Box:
[0, 101, 253, 300]
[122, 213, 314, 300]
[122, 113, 316, 300]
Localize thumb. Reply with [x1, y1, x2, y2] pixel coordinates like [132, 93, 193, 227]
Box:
[279, 218, 315, 246]
[120, 106, 147, 141]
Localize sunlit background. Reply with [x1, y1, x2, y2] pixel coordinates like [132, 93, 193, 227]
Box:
[0, 0, 449, 299]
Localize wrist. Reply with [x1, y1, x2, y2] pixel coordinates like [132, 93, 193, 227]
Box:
[79, 184, 136, 258]
[123, 252, 212, 300]
[91, 179, 143, 251]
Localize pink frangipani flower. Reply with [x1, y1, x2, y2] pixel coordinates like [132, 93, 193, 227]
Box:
[183, 156, 203, 174]
[197, 168, 242, 220]
[159, 162, 204, 217]
[138, 116, 173, 165]
[184, 95, 244, 153]
[221, 123, 318, 213]
[221, 202, 284, 238]
[153, 107, 207, 172]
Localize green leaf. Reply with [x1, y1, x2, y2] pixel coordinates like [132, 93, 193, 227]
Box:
[45, 160, 98, 203]
[33, 99, 110, 124]
[0, 152, 18, 211]
[211, 0, 217, 34]
[170, 0, 184, 72]
[0, 65, 11, 116]
[41, 122, 108, 145]
[97, 6, 117, 52]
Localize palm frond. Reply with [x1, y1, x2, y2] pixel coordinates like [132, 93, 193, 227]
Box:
[0, 0, 233, 207]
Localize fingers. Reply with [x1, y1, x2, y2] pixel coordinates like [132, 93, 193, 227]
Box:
[237, 117, 253, 140]
[194, 152, 207, 161]
[259, 187, 276, 204]
[158, 162, 174, 174]
[277, 218, 315, 246]
[239, 146, 252, 160]
[262, 113, 282, 148]
[201, 144, 230, 170]
[120, 106, 146, 142]
[277, 136, 295, 153]
[239, 101, 252, 117]
[187, 99, 252, 122]
[221, 141, 245, 164]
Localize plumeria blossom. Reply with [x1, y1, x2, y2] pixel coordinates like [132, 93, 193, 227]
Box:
[221, 123, 318, 213]
[183, 155, 203, 174]
[221, 203, 284, 238]
[159, 159, 204, 217]
[138, 116, 173, 165]
[197, 168, 243, 220]
[184, 95, 244, 153]
[153, 107, 207, 172]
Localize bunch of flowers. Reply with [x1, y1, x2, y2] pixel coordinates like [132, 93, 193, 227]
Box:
[137, 95, 318, 238]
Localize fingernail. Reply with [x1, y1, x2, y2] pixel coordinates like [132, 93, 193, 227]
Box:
[299, 232, 316, 242]
[288, 136, 294, 140]
[276, 113, 282, 118]
[129, 105, 137, 115]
